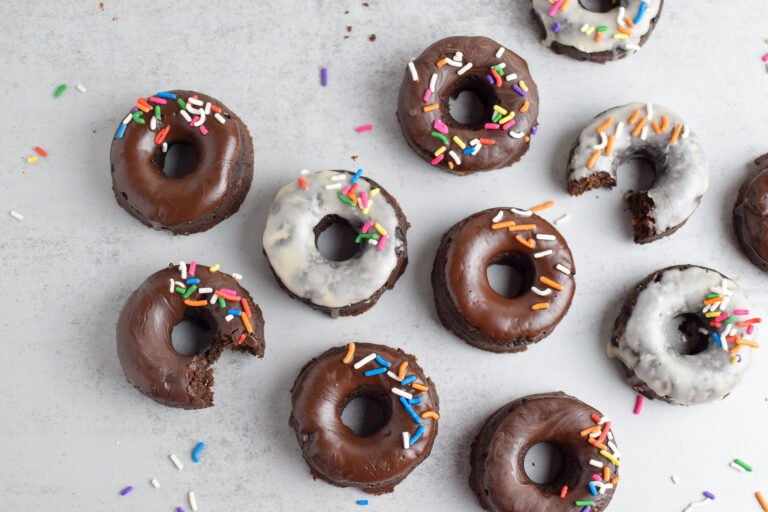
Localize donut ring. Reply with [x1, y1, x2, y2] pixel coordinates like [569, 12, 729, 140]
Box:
[262, 170, 409, 318]
[289, 342, 440, 494]
[116, 262, 265, 409]
[567, 102, 708, 244]
[733, 153, 768, 271]
[432, 207, 575, 352]
[470, 392, 620, 512]
[110, 90, 253, 235]
[397, 36, 539, 175]
[610, 265, 759, 405]
[531, 0, 663, 62]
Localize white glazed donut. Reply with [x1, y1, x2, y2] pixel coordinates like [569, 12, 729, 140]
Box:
[531, 0, 663, 62]
[610, 265, 759, 406]
[262, 170, 409, 318]
[567, 102, 709, 243]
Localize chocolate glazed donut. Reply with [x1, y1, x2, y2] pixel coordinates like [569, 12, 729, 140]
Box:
[289, 343, 439, 494]
[432, 207, 575, 352]
[733, 153, 768, 271]
[117, 263, 265, 409]
[470, 392, 620, 512]
[110, 90, 253, 235]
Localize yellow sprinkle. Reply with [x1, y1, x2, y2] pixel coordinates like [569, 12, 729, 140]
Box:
[613, 33, 629, 39]
[731, 356, 740, 365]
[586, 26, 596, 35]
[370, 188, 380, 197]
[600, 450, 621, 466]
[705, 311, 721, 318]
[374, 223, 387, 235]
[26, 155, 38, 163]
[492, 105, 508, 115]
[498, 112, 516, 125]
[362, 208, 370, 215]
[519, 80, 528, 92]
[434, 145, 447, 157]
[210, 264, 220, 272]
[452, 136, 466, 150]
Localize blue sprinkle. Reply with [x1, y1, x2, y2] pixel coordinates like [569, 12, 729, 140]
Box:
[364, 367, 387, 377]
[512, 84, 527, 96]
[350, 168, 363, 184]
[588, 481, 598, 496]
[408, 397, 422, 405]
[553, 22, 561, 33]
[463, 147, 474, 155]
[357, 500, 369, 505]
[117, 124, 126, 139]
[375, 355, 391, 367]
[633, 1, 647, 25]
[186, 278, 200, 285]
[531, 126, 537, 135]
[400, 376, 417, 386]
[157, 92, 177, 99]
[399, 396, 422, 424]
[409, 425, 426, 444]
[227, 309, 242, 316]
[192, 442, 205, 463]
[712, 332, 722, 347]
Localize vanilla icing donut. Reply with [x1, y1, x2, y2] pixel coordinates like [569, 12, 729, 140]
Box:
[262, 170, 409, 318]
[567, 102, 708, 243]
[531, 0, 663, 62]
[610, 265, 760, 406]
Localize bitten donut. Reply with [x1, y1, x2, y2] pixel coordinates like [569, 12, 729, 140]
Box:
[531, 0, 663, 62]
[110, 90, 253, 235]
[432, 206, 575, 352]
[733, 153, 768, 271]
[397, 36, 539, 175]
[289, 342, 439, 494]
[263, 170, 408, 318]
[117, 262, 265, 409]
[567, 102, 708, 244]
[470, 392, 620, 512]
[610, 265, 760, 406]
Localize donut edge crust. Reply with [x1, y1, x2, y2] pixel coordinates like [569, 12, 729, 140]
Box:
[732, 153, 768, 271]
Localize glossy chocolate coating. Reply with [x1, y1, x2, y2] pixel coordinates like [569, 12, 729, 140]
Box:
[397, 36, 539, 174]
[289, 343, 439, 494]
[469, 392, 619, 512]
[110, 90, 253, 234]
[432, 208, 575, 352]
[733, 153, 768, 271]
[116, 264, 265, 409]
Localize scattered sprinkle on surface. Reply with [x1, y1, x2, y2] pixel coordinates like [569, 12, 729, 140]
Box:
[10, 211, 23, 221]
[54, 84, 67, 97]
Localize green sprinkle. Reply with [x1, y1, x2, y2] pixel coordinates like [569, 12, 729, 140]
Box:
[725, 315, 734, 324]
[735, 459, 753, 472]
[177, 98, 187, 109]
[596, 26, 608, 32]
[218, 297, 226, 308]
[175, 287, 185, 294]
[338, 190, 355, 207]
[492, 65, 505, 76]
[155, 105, 161, 119]
[183, 285, 197, 299]
[355, 233, 380, 244]
[132, 111, 145, 124]
[54, 84, 67, 97]
[492, 112, 502, 123]
[575, 501, 596, 507]
[706, 293, 720, 299]
[430, 131, 449, 145]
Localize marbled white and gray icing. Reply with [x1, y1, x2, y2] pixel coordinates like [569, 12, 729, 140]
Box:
[612, 266, 755, 405]
[568, 102, 709, 235]
[263, 170, 404, 311]
[532, 0, 661, 56]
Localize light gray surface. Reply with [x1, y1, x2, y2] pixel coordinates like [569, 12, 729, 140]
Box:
[1, 1, 766, 510]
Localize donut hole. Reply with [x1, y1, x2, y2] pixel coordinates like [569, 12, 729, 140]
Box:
[315, 214, 360, 262]
[617, 155, 656, 192]
[578, 0, 619, 13]
[443, 75, 498, 130]
[161, 142, 199, 179]
[522, 442, 579, 492]
[486, 252, 536, 299]
[669, 313, 711, 355]
[171, 316, 213, 356]
[339, 386, 393, 437]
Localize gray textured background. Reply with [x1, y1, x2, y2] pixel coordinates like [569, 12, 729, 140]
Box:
[1, 0, 767, 510]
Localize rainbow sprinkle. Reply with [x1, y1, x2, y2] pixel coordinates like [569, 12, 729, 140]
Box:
[700, 280, 761, 362]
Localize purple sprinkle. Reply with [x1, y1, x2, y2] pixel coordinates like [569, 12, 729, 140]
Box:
[704, 491, 716, 500]
[120, 486, 133, 496]
[486, 74, 494, 84]
[321, 67, 328, 87]
[512, 84, 527, 96]
[553, 22, 561, 32]
[177, 508, 186, 512]
[582, 507, 591, 512]
[531, 126, 538, 135]
[131, 107, 139, 112]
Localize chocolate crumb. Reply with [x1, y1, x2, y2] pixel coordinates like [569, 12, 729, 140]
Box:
[369, 34, 376, 42]
[347, 26, 352, 32]
[99, 2, 104, 10]
[351, 155, 358, 161]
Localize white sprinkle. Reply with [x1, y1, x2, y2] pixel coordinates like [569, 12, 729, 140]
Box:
[179, 262, 187, 280]
[534, 249, 552, 258]
[682, 124, 690, 139]
[599, 416, 610, 424]
[508, 130, 525, 139]
[174, 282, 186, 291]
[193, 112, 206, 127]
[325, 183, 342, 190]
[511, 208, 532, 217]
[556, 264, 572, 275]
[429, 73, 438, 92]
[448, 150, 461, 165]
[457, 62, 473, 75]
[402, 432, 410, 449]
[387, 371, 400, 381]
[615, 122, 624, 138]
[162, 142, 168, 153]
[150, 116, 157, 131]
[598, 483, 614, 494]
[76, 83, 87, 93]
[331, 174, 347, 181]
[391, 388, 413, 400]
[225, 314, 234, 322]
[214, 112, 226, 124]
[729, 461, 746, 472]
[169, 454, 184, 471]
[453, 51, 463, 62]
[443, 58, 461, 67]
[589, 459, 604, 468]
[625, 43, 641, 51]
[647, 103, 654, 120]
[299, 169, 310, 175]
[495, 47, 506, 58]
[641, 125, 648, 140]
[9, 210, 23, 221]
[209, 294, 218, 304]
[607, 431, 614, 441]
[617, 6, 626, 25]
[186, 102, 201, 115]
[180, 110, 192, 123]
[492, 210, 504, 223]
[554, 214, 571, 225]
[368, 239, 377, 245]
[169, 279, 175, 292]
[353, 353, 377, 369]
[204, 102, 211, 115]
[232, 273, 242, 280]
[496, 62, 506, 69]
[408, 60, 419, 82]
[671, 474, 679, 484]
[608, 441, 619, 453]
[531, 286, 552, 297]
[469, 138, 480, 146]
[536, 233, 556, 241]
[505, 73, 518, 82]
[122, 113, 132, 125]
[698, 327, 709, 335]
[151, 478, 160, 488]
[594, 131, 608, 150]
[189, 491, 198, 511]
[683, 497, 710, 512]
[198, 287, 213, 294]
[580, 23, 590, 32]
[188, 97, 204, 106]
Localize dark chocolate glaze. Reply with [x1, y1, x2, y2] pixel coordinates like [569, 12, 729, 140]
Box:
[733, 153, 768, 271]
[116, 264, 265, 409]
[469, 392, 619, 512]
[289, 343, 439, 494]
[432, 208, 575, 352]
[397, 36, 539, 175]
[110, 90, 253, 235]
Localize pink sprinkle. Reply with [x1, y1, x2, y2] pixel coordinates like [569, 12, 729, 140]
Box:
[634, 395, 644, 415]
[199, 125, 208, 135]
[484, 123, 500, 130]
[220, 288, 237, 295]
[377, 234, 388, 251]
[433, 119, 449, 134]
[502, 120, 516, 130]
[360, 190, 369, 209]
[734, 309, 749, 316]
[341, 185, 351, 195]
[423, 89, 432, 102]
[431, 154, 445, 165]
[189, 261, 197, 276]
[149, 96, 167, 104]
[714, 312, 731, 323]
[362, 221, 374, 233]
[748, 324, 755, 335]
[763, 53, 768, 62]
[190, 115, 199, 127]
[592, 474, 602, 481]
[355, 125, 373, 133]
[549, 0, 564, 16]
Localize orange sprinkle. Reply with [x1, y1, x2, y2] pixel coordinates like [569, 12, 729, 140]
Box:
[241, 298, 253, 318]
[560, 485, 568, 498]
[524, 136, 530, 143]
[560, 0, 570, 9]
[423, 104, 439, 112]
[492, 220, 517, 230]
[580, 425, 601, 437]
[729, 344, 742, 355]
[617, 25, 632, 35]
[520, 99, 530, 113]
[448, 161, 454, 170]
[603, 467, 611, 481]
[33, 146, 48, 157]
[532, 302, 549, 310]
[411, 382, 429, 392]
[624, 17, 635, 28]
[515, 234, 535, 249]
[628, 108, 640, 125]
[587, 149, 601, 169]
[703, 297, 724, 305]
[757, 492, 768, 512]
[210, 105, 221, 113]
[595, 32, 602, 43]
[478, 138, 495, 145]
[236, 333, 246, 345]
[540, 276, 564, 291]
[588, 438, 608, 450]
[661, 115, 669, 131]
[342, 342, 355, 364]
[651, 121, 662, 134]
[611, 476, 620, 485]
[134, 102, 151, 113]
[670, 123, 683, 144]
[398, 361, 408, 380]
[606, 135, 616, 156]
[437, 58, 447, 67]
[530, 200, 554, 212]
[421, 411, 440, 420]
[737, 339, 760, 348]
[184, 299, 207, 307]
[242, 313, 253, 334]
[507, 224, 537, 232]
[596, 117, 614, 133]
[631, 116, 647, 137]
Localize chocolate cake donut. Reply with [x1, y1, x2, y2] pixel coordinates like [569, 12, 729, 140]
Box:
[470, 392, 620, 512]
[289, 342, 439, 494]
[733, 153, 768, 271]
[531, 0, 663, 63]
[432, 206, 575, 352]
[567, 102, 708, 243]
[396, 36, 539, 175]
[262, 170, 408, 318]
[610, 265, 760, 405]
[116, 262, 265, 409]
[110, 90, 253, 235]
